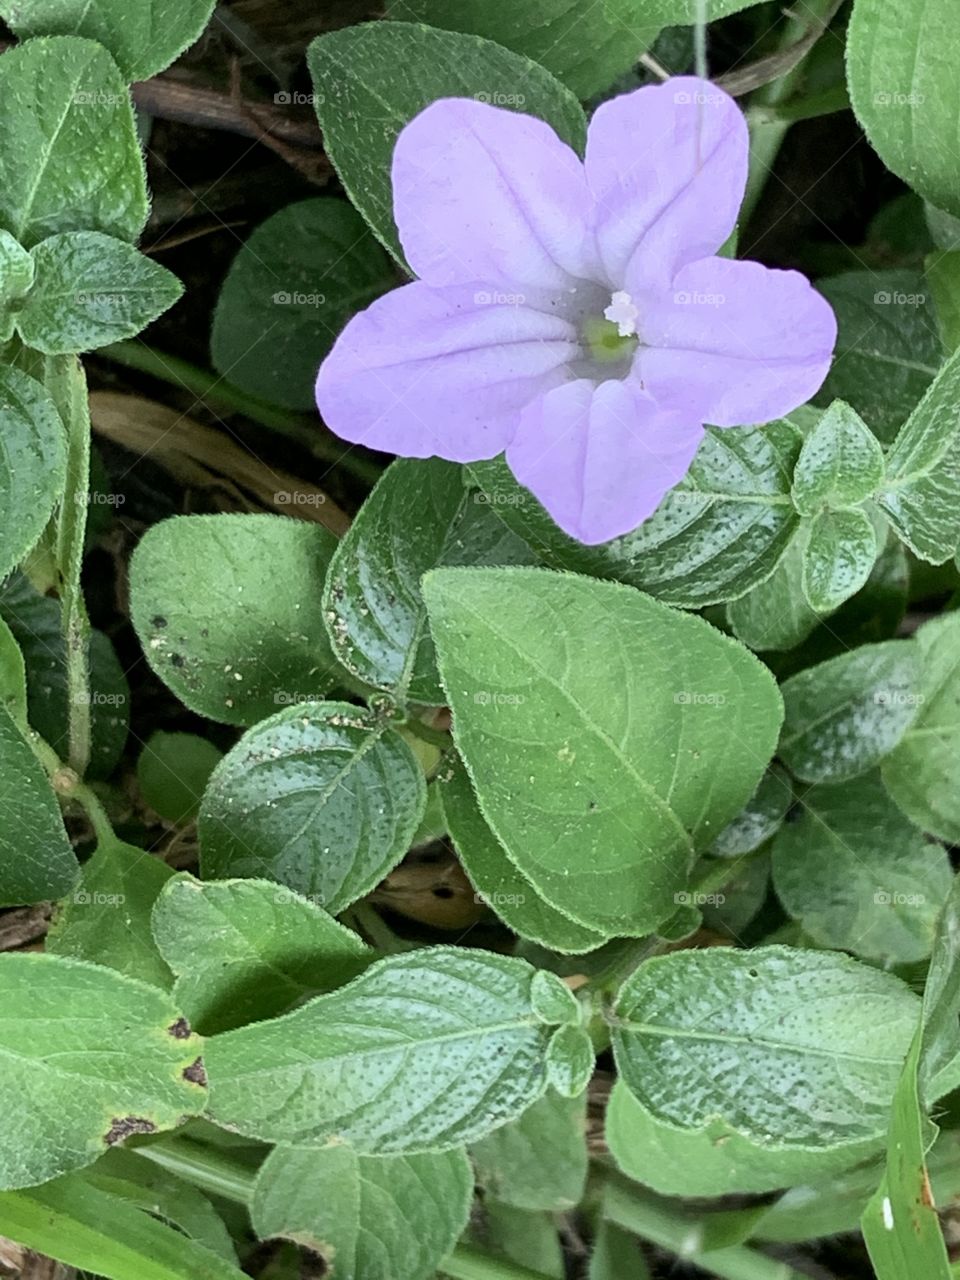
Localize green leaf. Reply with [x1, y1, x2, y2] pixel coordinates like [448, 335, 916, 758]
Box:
[151, 874, 371, 1034]
[16, 232, 182, 353]
[386, 0, 761, 99]
[728, 536, 823, 651]
[771, 773, 952, 963]
[927, 250, 960, 353]
[205, 946, 561, 1151]
[0, 952, 206, 1189]
[137, 731, 222, 825]
[481, 1201, 564, 1278]
[0, 37, 147, 247]
[440, 758, 605, 953]
[0, 703, 78, 906]
[0, 364, 67, 584]
[251, 1144, 473, 1280]
[0, 573, 129, 778]
[470, 1091, 587, 1212]
[589, 1219, 650, 1280]
[130, 514, 340, 726]
[324, 459, 535, 705]
[0, 614, 27, 726]
[211, 198, 394, 412]
[801, 507, 879, 613]
[813, 271, 942, 443]
[848, 0, 960, 220]
[471, 419, 803, 608]
[199, 701, 426, 913]
[47, 838, 175, 986]
[877, 343, 960, 563]
[779, 640, 924, 783]
[882, 611, 960, 842]
[610, 945, 920, 1149]
[307, 21, 586, 264]
[791, 401, 885, 514]
[545, 1024, 594, 1097]
[425, 567, 781, 935]
[0, 0, 216, 80]
[709, 766, 792, 858]
[0, 229, 34, 340]
[606, 1079, 884, 1197]
[0, 1170, 247, 1280]
[384, 0, 660, 98]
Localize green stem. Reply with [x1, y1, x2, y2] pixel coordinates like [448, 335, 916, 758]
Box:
[98, 340, 382, 484]
[46, 355, 92, 776]
[602, 1178, 810, 1280]
[135, 1139, 554, 1280]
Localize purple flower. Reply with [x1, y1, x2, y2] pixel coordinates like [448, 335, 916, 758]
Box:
[316, 76, 836, 545]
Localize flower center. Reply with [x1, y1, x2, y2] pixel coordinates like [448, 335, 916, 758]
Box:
[581, 291, 640, 366]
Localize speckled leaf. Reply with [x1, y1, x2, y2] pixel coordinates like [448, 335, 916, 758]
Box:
[772, 774, 952, 963]
[801, 507, 878, 613]
[877, 343, 960, 563]
[471, 1091, 587, 1211]
[792, 401, 885, 515]
[307, 21, 586, 264]
[545, 1025, 594, 1098]
[779, 641, 923, 783]
[610, 946, 919, 1149]
[424, 567, 782, 935]
[324, 459, 535, 706]
[0, 365, 67, 585]
[0, 0, 216, 80]
[251, 1144, 472, 1280]
[470, 420, 803, 608]
[709, 767, 792, 858]
[0, 616, 26, 726]
[0, 37, 147, 247]
[211, 198, 394, 412]
[440, 759, 605, 953]
[199, 701, 425, 913]
[728, 535, 823, 652]
[151, 874, 371, 1034]
[0, 230, 33, 340]
[605, 1080, 884, 1197]
[883, 611, 960, 842]
[0, 705, 78, 906]
[130, 515, 340, 726]
[813, 271, 942, 443]
[848, 0, 960, 220]
[17, 232, 182, 354]
[47, 839, 175, 987]
[0, 952, 206, 1189]
[205, 947, 560, 1152]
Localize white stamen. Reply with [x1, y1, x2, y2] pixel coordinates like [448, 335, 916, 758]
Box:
[604, 290, 639, 337]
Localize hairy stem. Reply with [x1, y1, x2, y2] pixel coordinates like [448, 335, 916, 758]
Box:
[46, 355, 93, 776]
